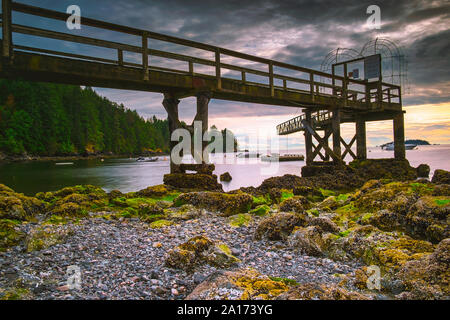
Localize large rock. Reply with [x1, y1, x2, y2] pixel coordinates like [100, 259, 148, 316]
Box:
[309, 217, 340, 234]
[186, 268, 290, 300]
[288, 226, 323, 257]
[219, 172, 232, 182]
[416, 164, 430, 178]
[163, 173, 223, 191]
[432, 169, 450, 185]
[397, 238, 450, 299]
[346, 181, 449, 243]
[254, 212, 308, 241]
[173, 191, 252, 216]
[276, 283, 370, 300]
[279, 196, 309, 213]
[136, 184, 171, 197]
[0, 184, 44, 220]
[165, 236, 239, 271]
[187, 268, 369, 300]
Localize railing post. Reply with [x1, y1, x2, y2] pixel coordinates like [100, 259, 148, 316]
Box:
[215, 49, 221, 89]
[331, 108, 342, 163]
[304, 110, 313, 165]
[118, 49, 123, 66]
[241, 71, 246, 84]
[142, 31, 149, 80]
[343, 64, 348, 107]
[331, 66, 336, 96]
[269, 61, 274, 97]
[2, 0, 13, 59]
[310, 72, 314, 102]
[189, 61, 194, 75]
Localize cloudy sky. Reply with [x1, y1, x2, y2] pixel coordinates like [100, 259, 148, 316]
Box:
[12, 0, 450, 147]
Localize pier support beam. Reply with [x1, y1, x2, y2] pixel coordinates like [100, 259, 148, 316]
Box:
[324, 127, 331, 161]
[304, 110, 313, 165]
[331, 109, 342, 163]
[393, 111, 406, 160]
[162, 94, 181, 173]
[356, 116, 367, 160]
[194, 92, 211, 164]
[2, 0, 13, 60]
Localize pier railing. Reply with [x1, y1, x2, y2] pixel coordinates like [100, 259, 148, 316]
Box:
[1, 1, 401, 108]
[276, 111, 332, 135]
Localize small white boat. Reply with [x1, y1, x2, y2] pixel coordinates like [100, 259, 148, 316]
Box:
[236, 152, 260, 158]
[261, 153, 305, 162]
[382, 143, 417, 151]
[55, 162, 74, 165]
[136, 157, 158, 162]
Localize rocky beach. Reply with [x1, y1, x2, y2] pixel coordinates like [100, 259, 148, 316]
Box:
[0, 159, 448, 300]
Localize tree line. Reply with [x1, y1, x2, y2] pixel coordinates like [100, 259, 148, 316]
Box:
[0, 79, 237, 157]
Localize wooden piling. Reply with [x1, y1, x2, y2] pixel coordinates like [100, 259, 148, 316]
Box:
[356, 115, 367, 159]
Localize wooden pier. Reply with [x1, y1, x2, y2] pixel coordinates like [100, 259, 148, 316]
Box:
[0, 0, 405, 173]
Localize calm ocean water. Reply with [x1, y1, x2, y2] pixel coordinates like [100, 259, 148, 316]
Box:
[1, 144, 449, 196]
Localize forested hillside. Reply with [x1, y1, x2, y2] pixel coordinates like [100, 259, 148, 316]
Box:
[0, 80, 238, 157]
[0, 80, 169, 156]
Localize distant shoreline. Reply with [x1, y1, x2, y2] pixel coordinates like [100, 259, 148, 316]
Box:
[0, 153, 169, 164]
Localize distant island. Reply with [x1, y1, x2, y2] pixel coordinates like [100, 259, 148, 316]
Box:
[380, 139, 431, 148]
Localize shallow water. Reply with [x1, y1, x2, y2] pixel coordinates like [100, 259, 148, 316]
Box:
[1, 145, 449, 196]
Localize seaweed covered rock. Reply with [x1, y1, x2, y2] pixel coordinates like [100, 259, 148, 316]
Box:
[35, 184, 108, 217]
[276, 283, 370, 300]
[309, 217, 340, 234]
[323, 226, 435, 273]
[136, 184, 170, 198]
[279, 196, 309, 213]
[0, 184, 44, 220]
[417, 164, 430, 178]
[186, 268, 291, 300]
[432, 169, 450, 185]
[396, 238, 450, 299]
[254, 212, 308, 241]
[39, 185, 107, 201]
[259, 174, 304, 191]
[0, 219, 25, 251]
[163, 173, 223, 191]
[338, 181, 450, 243]
[293, 186, 323, 199]
[220, 172, 232, 182]
[173, 192, 252, 217]
[165, 236, 239, 271]
[288, 226, 323, 256]
[107, 189, 123, 199]
[348, 159, 418, 181]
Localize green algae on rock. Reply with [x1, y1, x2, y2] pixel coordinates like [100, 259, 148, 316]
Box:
[249, 204, 270, 216]
[173, 191, 253, 217]
[0, 184, 44, 221]
[0, 219, 25, 251]
[165, 236, 240, 271]
[26, 225, 73, 252]
[229, 213, 252, 227]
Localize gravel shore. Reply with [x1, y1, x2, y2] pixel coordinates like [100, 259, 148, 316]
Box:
[0, 214, 361, 300]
